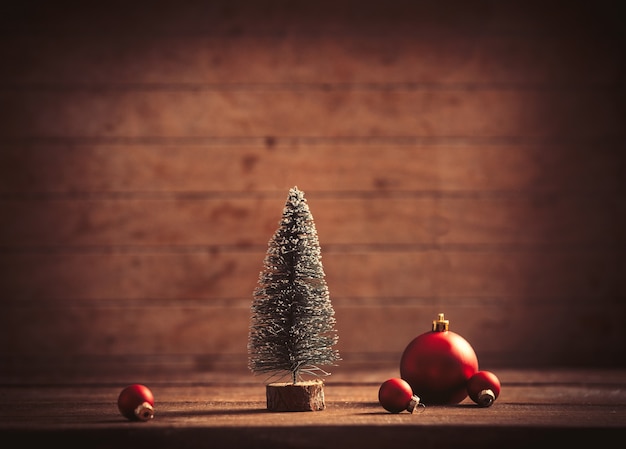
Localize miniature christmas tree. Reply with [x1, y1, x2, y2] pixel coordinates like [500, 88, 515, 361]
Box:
[248, 186, 340, 411]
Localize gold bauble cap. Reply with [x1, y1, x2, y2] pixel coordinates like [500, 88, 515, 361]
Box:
[432, 313, 449, 332]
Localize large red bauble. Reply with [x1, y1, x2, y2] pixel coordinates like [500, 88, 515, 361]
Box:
[117, 384, 155, 421]
[400, 315, 478, 405]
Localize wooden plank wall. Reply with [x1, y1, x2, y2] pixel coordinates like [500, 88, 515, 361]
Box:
[0, 0, 624, 380]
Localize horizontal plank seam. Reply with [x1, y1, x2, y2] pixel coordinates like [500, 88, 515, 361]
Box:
[0, 29, 623, 38]
[1, 82, 621, 92]
[0, 243, 622, 254]
[2, 352, 625, 364]
[2, 355, 626, 376]
[1, 190, 623, 200]
[2, 296, 620, 307]
[1, 136, 624, 146]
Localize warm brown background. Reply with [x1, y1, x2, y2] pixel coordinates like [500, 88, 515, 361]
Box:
[0, 0, 624, 382]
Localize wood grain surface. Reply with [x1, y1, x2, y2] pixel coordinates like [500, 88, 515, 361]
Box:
[0, 0, 624, 377]
[0, 369, 625, 448]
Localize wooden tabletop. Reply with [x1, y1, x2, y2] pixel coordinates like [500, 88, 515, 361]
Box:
[1, 367, 625, 447]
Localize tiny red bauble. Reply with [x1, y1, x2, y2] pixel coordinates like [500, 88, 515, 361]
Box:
[467, 370, 501, 407]
[378, 378, 421, 413]
[117, 384, 155, 421]
[400, 313, 479, 405]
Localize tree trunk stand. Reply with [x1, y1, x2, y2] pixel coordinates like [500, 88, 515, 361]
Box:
[266, 379, 325, 412]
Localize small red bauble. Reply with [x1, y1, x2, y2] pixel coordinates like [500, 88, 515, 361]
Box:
[378, 378, 421, 413]
[467, 370, 501, 407]
[117, 384, 155, 421]
[400, 313, 479, 405]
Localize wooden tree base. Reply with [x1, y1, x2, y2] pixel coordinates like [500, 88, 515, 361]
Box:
[266, 379, 325, 412]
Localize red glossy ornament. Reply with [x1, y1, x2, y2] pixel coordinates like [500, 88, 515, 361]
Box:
[378, 378, 421, 413]
[400, 313, 479, 405]
[117, 384, 155, 421]
[467, 370, 501, 407]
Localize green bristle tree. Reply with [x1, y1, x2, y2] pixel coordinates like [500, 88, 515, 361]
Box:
[248, 186, 340, 384]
